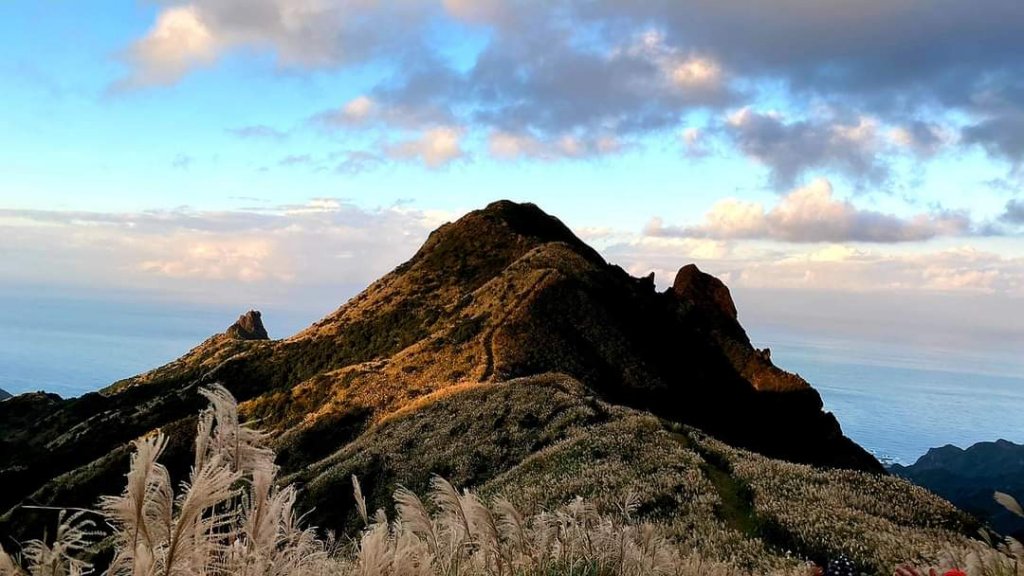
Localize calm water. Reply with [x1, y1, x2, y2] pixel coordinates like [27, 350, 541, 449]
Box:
[0, 292, 321, 398]
[754, 328, 1024, 464]
[1, 295, 1021, 464]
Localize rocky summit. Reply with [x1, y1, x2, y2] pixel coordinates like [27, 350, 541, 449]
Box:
[226, 309, 270, 340]
[0, 200, 979, 573]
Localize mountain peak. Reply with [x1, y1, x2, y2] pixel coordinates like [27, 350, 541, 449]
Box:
[478, 200, 583, 243]
[385, 199, 604, 296]
[438, 199, 600, 259]
[0, 199, 894, 552]
[225, 310, 269, 340]
[672, 263, 738, 321]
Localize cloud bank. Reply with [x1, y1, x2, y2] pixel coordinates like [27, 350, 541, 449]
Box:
[646, 179, 973, 243]
[0, 202, 447, 302]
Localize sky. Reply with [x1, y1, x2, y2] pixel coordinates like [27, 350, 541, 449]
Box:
[1, 0, 1023, 368]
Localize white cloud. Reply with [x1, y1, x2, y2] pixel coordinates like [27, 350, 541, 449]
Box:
[487, 131, 622, 161]
[115, 0, 435, 89]
[140, 237, 281, 283]
[729, 245, 1018, 294]
[648, 178, 972, 243]
[121, 6, 219, 88]
[385, 126, 466, 168]
[680, 127, 709, 157]
[340, 95, 376, 123]
[623, 30, 727, 97]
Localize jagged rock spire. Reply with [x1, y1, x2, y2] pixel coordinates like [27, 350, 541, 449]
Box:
[226, 310, 269, 340]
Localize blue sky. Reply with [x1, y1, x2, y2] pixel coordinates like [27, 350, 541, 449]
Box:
[1, 0, 1023, 358]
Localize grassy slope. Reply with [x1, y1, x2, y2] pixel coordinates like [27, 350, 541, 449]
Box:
[285, 373, 976, 575]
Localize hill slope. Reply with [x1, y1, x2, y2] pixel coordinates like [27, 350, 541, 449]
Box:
[284, 374, 976, 574]
[1, 200, 933, 569]
[892, 440, 1024, 540]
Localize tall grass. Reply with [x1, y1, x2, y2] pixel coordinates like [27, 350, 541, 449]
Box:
[0, 384, 1018, 576]
[1, 385, 332, 576]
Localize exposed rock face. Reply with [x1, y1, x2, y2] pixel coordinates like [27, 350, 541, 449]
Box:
[669, 263, 811, 394]
[0, 199, 881, 545]
[0, 388, 11, 401]
[891, 439, 1024, 540]
[673, 263, 738, 320]
[226, 310, 269, 340]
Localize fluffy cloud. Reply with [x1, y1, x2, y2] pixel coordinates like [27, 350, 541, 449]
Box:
[304, 21, 735, 149]
[647, 179, 972, 243]
[116, 6, 219, 89]
[384, 126, 466, 168]
[116, 0, 437, 89]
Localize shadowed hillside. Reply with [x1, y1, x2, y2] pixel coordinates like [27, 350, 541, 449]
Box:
[1, 200, 883, 547]
[892, 440, 1024, 541]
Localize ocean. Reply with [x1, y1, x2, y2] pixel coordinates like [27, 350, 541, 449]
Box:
[754, 328, 1024, 464]
[1, 294, 1021, 465]
[0, 292, 322, 398]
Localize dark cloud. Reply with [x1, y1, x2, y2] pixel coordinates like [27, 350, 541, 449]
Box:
[465, 28, 733, 136]
[124, 0, 1024, 167]
[721, 109, 888, 188]
[578, 1, 1024, 102]
[891, 121, 950, 158]
[963, 112, 1024, 165]
[1001, 199, 1024, 224]
[309, 25, 735, 144]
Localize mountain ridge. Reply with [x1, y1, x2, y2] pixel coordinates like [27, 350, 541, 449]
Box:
[891, 439, 1024, 540]
[1, 199, 890, 552]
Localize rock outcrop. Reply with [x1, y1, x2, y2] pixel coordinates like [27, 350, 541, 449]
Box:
[226, 310, 269, 340]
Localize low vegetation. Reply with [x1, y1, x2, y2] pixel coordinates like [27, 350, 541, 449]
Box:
[1, 384, 1021, 576]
